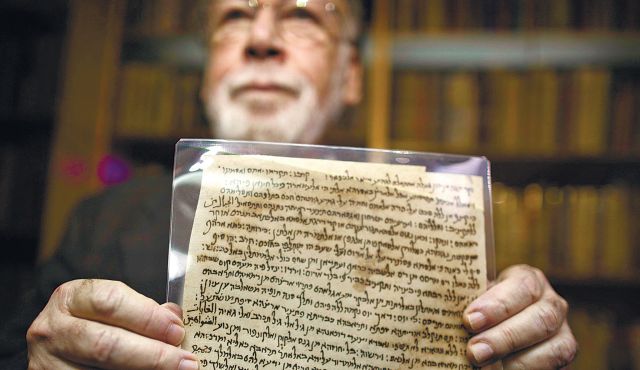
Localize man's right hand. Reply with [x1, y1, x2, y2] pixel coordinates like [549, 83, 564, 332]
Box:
[26, 279, 199, 370]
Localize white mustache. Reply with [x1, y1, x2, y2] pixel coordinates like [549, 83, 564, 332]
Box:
[226, 66, 304, 94]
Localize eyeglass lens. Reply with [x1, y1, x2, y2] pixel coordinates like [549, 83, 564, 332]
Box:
[211, 0, 345, 46]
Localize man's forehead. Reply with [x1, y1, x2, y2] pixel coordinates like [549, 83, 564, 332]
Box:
[212, 0, 352, 14]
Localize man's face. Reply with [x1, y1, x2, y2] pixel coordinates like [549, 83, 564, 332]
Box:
[201, 0, 361, 144]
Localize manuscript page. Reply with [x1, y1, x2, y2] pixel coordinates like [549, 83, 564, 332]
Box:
[182, 155, 487, 369]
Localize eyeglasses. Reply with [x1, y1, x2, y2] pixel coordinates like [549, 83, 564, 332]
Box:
[210, 0, 352, 47]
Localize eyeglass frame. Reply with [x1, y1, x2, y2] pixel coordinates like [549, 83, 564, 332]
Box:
[206, 0, 358, 47]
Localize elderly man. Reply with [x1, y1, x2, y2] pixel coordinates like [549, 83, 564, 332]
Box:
[8, 0, 577, 369]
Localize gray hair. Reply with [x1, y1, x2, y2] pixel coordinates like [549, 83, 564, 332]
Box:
[344, 0, 363, 43]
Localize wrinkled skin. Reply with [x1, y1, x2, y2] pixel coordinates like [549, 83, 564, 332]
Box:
[27, 280, 199, 370]
[464, 265, 577, 369]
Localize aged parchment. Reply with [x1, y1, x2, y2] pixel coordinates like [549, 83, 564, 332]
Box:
[182, 155, 486, 369]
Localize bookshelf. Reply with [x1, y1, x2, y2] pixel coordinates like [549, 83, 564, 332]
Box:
[365, 2, 640, 369]
[383, 33, 640, 69]
[40, 0, 126, 263]
[0, 0, 66, 319]
[44, 1, 640, 368]
[0, 0, 66, 263]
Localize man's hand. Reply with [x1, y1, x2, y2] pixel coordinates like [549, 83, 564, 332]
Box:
[463, 265, 578, 369]
[27, 279, 199, 370]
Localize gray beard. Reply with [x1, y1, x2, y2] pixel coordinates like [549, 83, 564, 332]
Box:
[204, 48, 349, 144]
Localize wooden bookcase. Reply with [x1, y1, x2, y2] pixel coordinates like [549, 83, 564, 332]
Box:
[40, 0, 126, 262]
[0, 0, 66, 262]
[44, 1, 640, 368]
[0, 0, 67, 317]
[363, 2, 640, 368]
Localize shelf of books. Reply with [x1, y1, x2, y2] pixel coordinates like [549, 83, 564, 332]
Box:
[373, 1, 640, 369]
[111, 0, 209, 144]
[0, 2, 65, 264]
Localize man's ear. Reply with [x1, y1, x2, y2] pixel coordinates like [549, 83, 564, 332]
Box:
[342, 46, 363, 106]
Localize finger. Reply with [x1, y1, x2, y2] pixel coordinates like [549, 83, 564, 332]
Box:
[45, 359, 92, 370]
[161, 302, 185, 347]
[501, 322, 577, 370]
[162, 302, 184, 320]
[480, 362, 503, 370]
[64, 280, 185, 346]
[50, 315, 198, 370]
[28, 343, 94, 370]
[464, 265, 547, 333]
[46, 356, 96, 370]
[466, 294, 568, 366]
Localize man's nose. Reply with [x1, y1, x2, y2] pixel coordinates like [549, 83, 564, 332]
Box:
[245, 9, 284, 60]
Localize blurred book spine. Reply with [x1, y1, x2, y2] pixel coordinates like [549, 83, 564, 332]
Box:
[388, 0, 640, 156]
[391, 0, 640, 32]
[125, 0, 204, 36]
[493, 182, 639, 280]
[390, 68, 640, 156]
[114, 63, 207, 139]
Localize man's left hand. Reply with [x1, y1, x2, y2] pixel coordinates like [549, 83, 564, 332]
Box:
[463, 264, 578, 369]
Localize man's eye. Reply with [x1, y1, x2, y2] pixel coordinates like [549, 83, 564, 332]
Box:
[285, 8, 320, 23]
[220, 9, 252, 23]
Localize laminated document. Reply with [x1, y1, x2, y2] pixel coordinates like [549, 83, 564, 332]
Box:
[168, 140, 495, 369]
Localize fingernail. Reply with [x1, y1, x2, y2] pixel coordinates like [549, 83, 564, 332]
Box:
[163, 302, 184, 320]
[179, 359, 199, 370]
[470, 342, 494, 363]
[467, 312, 487, 330]
[167, 324, 186, 345]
